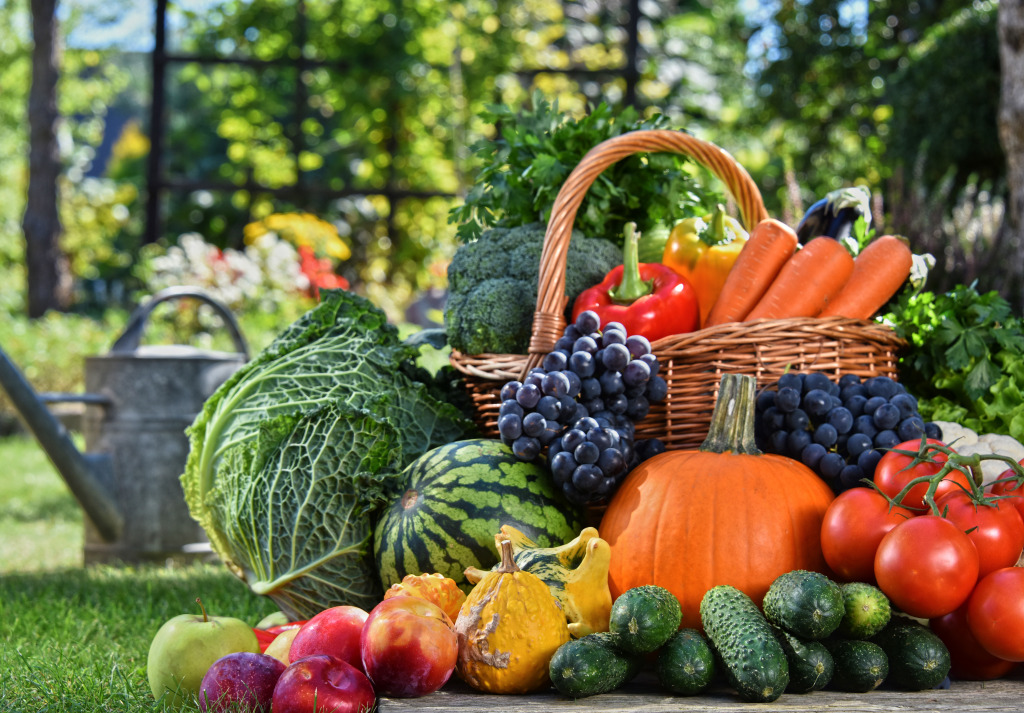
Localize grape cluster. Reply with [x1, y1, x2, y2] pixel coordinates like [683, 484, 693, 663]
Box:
[497, 310, 667, 505]
[754, 372, 942, 493]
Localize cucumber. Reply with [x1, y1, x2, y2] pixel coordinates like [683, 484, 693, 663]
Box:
[762, 569, 844, 640]
[700, 585, 789, 703]
[657, 628, 716, 696]
[609, 584, 682, 655]
[825, 638, 889, 692]
[771, 626, 834, 693]
[549, 631, 638, 698]
[871, 619, 951, 690]
[835, 581, 891, 639]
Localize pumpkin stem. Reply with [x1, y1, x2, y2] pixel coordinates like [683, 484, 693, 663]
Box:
[494, 535, 521, 574]
[700, 373, 762, 455]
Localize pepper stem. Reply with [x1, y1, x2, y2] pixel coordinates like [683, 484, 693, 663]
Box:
[607, 222, 654, 304]
[703, 204, 728, 246]
[700, 373, 762, 455]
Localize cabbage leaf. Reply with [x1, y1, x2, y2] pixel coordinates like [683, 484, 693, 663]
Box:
[181, 290, 471, 616]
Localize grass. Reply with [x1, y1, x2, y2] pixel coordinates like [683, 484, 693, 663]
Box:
[0, 435, 279, 712]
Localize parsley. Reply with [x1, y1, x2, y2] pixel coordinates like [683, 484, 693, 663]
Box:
[885, 283, 1024, 440]
[449, 92, 719, 246]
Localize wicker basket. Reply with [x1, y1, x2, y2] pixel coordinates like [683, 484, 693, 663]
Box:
[449, 130, 906, 449]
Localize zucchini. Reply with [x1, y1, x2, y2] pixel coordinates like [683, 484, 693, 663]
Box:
[763, 569, 844, 640]
[549, 631, 638, 698]
[700, 585, 789, 703]
[609, 584, 682, 655]
[871, 619, 951, 690]
[835, 581, 891, 639]
[657, 628, 716, 696]
[771, 626, 834, 693]
[825, 638, 889, 692]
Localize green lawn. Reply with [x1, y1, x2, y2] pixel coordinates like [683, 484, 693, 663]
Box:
[0, 435, 278, 712]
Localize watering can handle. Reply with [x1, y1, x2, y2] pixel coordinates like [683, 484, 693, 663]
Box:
[109, 286, 251, 360]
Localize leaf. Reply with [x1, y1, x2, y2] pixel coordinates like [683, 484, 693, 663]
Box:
[963, 356, 1001, 401]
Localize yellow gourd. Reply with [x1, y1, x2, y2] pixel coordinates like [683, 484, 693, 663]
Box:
[465, 525, 612, 638]
[454, 534, 571, 693]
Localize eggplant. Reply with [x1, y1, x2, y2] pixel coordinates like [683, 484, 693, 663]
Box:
[796, 186, 872, 245]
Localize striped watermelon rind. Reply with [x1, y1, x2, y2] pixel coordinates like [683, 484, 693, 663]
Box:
[373, 439, 584, 593]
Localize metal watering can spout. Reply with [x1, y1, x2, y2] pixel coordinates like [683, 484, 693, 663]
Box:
[0, 286, 250, 563]
[0, 350, 123, 542]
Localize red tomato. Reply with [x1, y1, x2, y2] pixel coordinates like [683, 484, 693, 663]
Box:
[873, 438, 972, 512]
[820, 487, 916, 583]
[937, 491, 1024, 578]
[967, 567, 1024, 662]
[986, 462, 1024, 523]
[874, 515, 979, 619]
[930, 603, 1018, 681]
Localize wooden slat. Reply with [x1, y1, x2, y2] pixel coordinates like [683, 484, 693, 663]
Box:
[380, 672, 1024, 712]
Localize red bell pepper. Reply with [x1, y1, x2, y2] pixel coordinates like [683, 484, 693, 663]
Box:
[571, 222, 699, 342]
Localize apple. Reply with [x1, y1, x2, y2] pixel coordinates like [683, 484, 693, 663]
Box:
[255, 611, 291, 630]
[147, 598, 260, 707]
[288, 605, 368, 671]
[197, 651, 285, 712]
[271, 654, 376, 713]
[360, 595, 457, 698]
[265, 627, 301, 665]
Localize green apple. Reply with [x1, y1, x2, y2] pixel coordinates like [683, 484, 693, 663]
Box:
[147, 598, 260, 707]
[255, 610, 291, 630]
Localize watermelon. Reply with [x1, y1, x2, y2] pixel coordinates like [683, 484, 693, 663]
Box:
[373, 439, 584, 593]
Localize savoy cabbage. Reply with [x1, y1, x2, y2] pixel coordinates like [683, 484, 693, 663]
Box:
[181, 290, 471, 617]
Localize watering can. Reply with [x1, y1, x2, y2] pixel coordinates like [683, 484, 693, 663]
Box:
[0, 286, 250, 564]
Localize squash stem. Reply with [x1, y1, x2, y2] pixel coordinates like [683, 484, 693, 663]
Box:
[495, 535, 520, 574]
[700, 373, 762, 455]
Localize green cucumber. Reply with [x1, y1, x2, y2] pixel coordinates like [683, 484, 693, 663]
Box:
[835, 581, 891, 639]
[771, 626, 834, 693]
[657, 629, 716, 696]
[825, 638, 889, 692]
[871, 619, 951, 690]
[549, 631, 638, 698]
[700, 585, 789, 703]
[763, 569, 844, 640]
[609, 585, 682, 655]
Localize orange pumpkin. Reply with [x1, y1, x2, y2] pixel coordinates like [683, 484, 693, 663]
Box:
[600, 372, 835, 630]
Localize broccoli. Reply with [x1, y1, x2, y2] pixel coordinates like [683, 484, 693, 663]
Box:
[445, 223, 622, 355]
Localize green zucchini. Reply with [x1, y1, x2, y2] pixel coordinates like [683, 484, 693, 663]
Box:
[609, 584, 682, 655]
[762, 569, 844, 640]
[657, 628, 716, 696]
[825, 638, 889, 692]
[548, 631, 638, 698]
[771, 626, 834, 693]
[700, 585, 789, 703]
[835, 581, 891, 639]
[871, 619, 951, 690]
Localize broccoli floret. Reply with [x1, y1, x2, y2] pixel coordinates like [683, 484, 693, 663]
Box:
[445, 277, 536, 355]
[445, 223, 622, 355]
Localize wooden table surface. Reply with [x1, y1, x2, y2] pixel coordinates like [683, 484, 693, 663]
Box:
[379, 671, 1024, 712]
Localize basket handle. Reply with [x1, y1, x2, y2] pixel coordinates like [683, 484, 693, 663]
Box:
[525, 129, 769, 371]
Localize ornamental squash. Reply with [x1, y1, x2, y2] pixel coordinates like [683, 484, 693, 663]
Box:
[600, 373, 834, 630]
[464, 525, 612, 638]
[383, 573, 467, 622]
[454, 535, 571, 693]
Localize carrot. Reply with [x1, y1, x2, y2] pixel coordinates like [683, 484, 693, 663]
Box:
[704, 218, 799, 326]
[818, 235, 914, 319]
[744, 236, 855, 321]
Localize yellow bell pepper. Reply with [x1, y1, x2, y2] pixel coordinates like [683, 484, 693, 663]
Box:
[661, 204, 748, 327]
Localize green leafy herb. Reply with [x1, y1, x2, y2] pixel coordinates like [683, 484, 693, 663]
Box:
[884, 283, 1024, 441]
[449, 92, 720, 245]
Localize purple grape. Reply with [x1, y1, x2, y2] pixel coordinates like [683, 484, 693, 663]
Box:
[575, 310, 601, 334]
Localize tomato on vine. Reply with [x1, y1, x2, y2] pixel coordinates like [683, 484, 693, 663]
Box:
[967, 567, 1024, 662]
[930, 603, 1018, 681]
[937, 490, 1024, 578]
[874, 515, 979, 619]
[873, 438, 972, 512]
[820, 487, 915, 583]
[986, 459, 1024, 523]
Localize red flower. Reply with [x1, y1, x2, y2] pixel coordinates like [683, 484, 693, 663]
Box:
[298, 246, 349, 299]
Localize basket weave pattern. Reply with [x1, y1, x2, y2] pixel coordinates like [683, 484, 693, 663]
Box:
[449, 130, 906, 449]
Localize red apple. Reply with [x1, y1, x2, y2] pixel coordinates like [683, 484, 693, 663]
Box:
[288, 606, 368, 672]
[271, 654, 375, 713]
[359, 595, 457, 698]
[198, 651, 285, 712]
